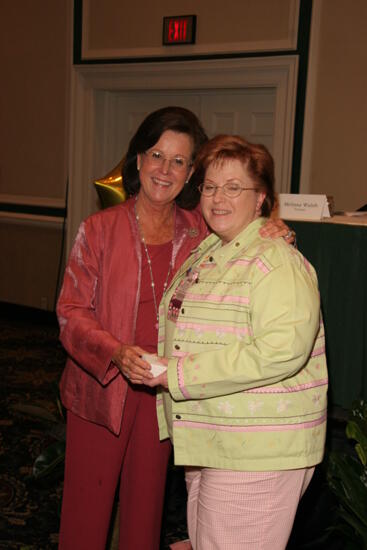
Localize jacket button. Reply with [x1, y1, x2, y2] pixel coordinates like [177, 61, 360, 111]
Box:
[209, 256, 214, 262]
[181, 308, 185, 314]
[174, 344, 180, 350]
[235, 242, 240, 247]
[176, 415, 181, 419]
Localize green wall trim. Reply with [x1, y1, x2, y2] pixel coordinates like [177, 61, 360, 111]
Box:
[291, 0, 313, 193]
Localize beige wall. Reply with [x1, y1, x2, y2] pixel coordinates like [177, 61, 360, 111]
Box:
[307, 0, 367, 210]
[1, 0, 366, 310]
[0, 1, 71, 310]
[84, 0, 295, 53]
[0, 1, 71, 199]
[0, 220, 64, 310]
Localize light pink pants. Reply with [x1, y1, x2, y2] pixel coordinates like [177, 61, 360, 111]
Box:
[185, 466, 314, 550]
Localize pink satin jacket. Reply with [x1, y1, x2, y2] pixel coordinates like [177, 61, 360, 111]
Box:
[57, 198, 208, 434]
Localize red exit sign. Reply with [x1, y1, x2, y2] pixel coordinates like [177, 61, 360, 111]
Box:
[163, 15, 196, 45]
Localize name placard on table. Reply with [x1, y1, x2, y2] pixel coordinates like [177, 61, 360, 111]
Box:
[278, 194, 330, 221]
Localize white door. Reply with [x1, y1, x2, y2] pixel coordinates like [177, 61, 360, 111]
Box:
[103, 87, 275, 174]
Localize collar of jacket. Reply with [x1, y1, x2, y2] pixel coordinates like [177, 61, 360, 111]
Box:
[195, 217, 267, 270]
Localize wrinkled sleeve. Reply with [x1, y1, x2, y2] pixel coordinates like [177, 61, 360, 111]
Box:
[57, 218, 120, 385]
[168, 258, 321, 401]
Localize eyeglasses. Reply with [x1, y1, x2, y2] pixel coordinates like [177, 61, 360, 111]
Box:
[198, 182, 257, 198]
[144, 150, 192, 173]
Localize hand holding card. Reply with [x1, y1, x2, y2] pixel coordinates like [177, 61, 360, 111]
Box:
[142, 354, 167, 377]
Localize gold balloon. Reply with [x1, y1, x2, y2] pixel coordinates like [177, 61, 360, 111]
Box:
[94, 158, 127, 209]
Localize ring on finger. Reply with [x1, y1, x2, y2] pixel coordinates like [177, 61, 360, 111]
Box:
[284, 230, 295, 240]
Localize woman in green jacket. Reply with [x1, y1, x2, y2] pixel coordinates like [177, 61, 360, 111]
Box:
[146, 134, 328, 550]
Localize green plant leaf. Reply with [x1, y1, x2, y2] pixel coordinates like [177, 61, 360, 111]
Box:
[346, 420, 367, 466]
[355, 444, 367, 467]
[326, 401, 367, 546]
[329, 457, 367, 525]
[338, 506, 367, 544]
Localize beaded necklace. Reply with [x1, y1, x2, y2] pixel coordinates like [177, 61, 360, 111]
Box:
[134, 200, 175, 328]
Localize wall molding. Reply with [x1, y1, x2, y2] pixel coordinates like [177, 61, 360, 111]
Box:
[0, 194, 66, 208]
[81, 0, 300, 61]
[0, 211, 65, 228]
[0, 194, 66, 219]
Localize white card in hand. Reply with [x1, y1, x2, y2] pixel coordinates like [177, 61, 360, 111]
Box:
[142, 354, 167, 377]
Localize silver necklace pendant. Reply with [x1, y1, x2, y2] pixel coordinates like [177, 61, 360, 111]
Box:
[134, 199, 175, 328]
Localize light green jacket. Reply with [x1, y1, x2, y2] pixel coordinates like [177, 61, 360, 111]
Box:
[157, 218, 328, 471]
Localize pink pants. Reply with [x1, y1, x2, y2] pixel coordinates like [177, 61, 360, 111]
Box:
[58, 385, 171, 550]
[185, 466, 314, 550]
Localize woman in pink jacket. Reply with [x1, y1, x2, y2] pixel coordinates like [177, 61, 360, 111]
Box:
[57, 106, 293, 549]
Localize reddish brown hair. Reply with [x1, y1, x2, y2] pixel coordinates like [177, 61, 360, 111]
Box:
[193, 134, 275, 217]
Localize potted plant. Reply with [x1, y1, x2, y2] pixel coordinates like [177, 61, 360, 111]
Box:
[326, 399, 367, 549]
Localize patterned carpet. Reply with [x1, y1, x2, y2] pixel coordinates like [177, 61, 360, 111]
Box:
[0, 304, 346, 549]
[0, 304, 188, 549]
[0, 306, 65, 549]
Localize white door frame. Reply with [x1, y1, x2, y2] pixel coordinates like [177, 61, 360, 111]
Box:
[67, 56, 298, 253]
